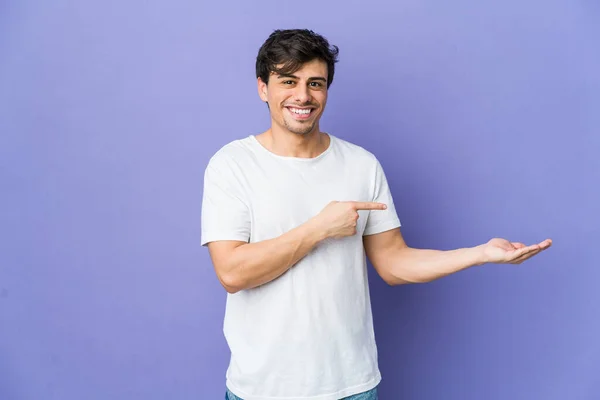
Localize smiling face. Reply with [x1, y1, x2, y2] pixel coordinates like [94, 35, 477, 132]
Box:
[258, 59, 329, 136]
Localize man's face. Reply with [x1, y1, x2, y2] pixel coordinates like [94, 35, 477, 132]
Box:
[258, 59, 328, 136]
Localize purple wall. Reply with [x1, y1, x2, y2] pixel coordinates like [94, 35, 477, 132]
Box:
[1, 1, 598, 399]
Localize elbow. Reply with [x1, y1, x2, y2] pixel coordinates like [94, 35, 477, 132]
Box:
[219, 272, 243, 294]
[385, 277, 416, 286]
[224, 286, 241, 294]
[384, 261, 429, 285]
[215, 255, 254, 294]
[213, 254, 246, 294]
[382, 272, 412, 286]
[377, 267, 413, 286]
[384, 272, 426, 286]
[215, 260, 244, 294]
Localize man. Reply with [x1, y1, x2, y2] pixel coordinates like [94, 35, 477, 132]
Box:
[201, 29, 552, 400]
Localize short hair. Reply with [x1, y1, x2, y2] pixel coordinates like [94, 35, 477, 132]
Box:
[256, 29, 340, 89]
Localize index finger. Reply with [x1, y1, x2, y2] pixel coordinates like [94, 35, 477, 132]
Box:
[350, 202, 388, 210]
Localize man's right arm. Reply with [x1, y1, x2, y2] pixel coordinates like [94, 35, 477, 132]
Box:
[206, 201, 387, 293]
[207, 217, 327, 294]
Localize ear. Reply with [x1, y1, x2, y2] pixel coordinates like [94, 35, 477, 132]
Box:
[257, 77, 268, 102]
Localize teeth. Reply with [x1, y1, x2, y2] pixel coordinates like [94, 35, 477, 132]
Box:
[289, 108, 311, 115]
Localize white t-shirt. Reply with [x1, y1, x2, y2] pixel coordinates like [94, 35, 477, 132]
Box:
[201, 134, 401, 400]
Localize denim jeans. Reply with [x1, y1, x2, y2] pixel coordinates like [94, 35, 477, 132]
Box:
[225, 386, 378, 400]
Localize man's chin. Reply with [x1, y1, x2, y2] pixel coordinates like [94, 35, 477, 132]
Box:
[284, 121, 316, 136]
[289, 128, 315, 136]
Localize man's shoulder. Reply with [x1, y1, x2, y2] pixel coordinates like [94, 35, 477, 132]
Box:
[206, 136, 255, 168]
[331, 134, 379, 164]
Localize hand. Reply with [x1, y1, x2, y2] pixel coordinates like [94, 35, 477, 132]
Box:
[479, 238, 553, 264]
[313, 201, 387, 239]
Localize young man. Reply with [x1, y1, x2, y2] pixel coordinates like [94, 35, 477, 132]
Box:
[201, 29, 552, 400]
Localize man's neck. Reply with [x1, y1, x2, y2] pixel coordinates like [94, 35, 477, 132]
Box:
[256, 127, 330, 159]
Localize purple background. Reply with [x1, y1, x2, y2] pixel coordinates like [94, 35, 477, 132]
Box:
[1, 0, 599, 399]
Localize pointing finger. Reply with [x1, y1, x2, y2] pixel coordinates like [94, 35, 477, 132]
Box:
[351, 202, 388, 211]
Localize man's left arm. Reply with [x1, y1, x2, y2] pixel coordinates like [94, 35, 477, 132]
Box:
[363, 228, 552, 285]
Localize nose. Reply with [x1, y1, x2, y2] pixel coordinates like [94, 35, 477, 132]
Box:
[293, 84, 312, 104]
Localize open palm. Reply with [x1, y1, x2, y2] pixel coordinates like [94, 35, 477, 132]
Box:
[482, 238, 552, 264]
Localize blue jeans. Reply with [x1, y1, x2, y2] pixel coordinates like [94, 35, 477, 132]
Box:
[225, 386, 378, 400]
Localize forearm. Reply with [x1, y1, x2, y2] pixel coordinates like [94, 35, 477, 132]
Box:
[224, 218, 327, 292]
[388, 246, 486, 284]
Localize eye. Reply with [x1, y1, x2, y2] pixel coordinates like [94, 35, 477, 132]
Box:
[309, 82, 323, 87]
[282, 80, 295, 85]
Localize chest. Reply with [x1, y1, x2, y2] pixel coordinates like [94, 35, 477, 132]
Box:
[242, 161, 373, 241]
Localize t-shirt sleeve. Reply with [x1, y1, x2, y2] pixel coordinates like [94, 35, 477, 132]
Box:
[200, 156, 251, 246]
[363, 159, 401, 236]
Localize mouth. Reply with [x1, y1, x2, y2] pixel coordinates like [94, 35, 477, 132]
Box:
[285, 106, 316, 121]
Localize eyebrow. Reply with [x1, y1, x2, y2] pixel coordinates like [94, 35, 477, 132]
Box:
[277, 74, 327, 83]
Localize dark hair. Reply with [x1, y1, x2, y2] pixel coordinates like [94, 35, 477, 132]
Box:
[256, 29, 339, 89]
